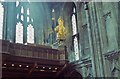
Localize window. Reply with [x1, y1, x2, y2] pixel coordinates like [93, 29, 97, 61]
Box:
[21, 6, 24, 13]
[31, 18, 33, 22]
[27, 8, 30, 15]
[72, 7, 79, 61]
[74, 36, 79, 60]
[16, 0, 19, 7]
[72, 14, 77, 35]
[27, 24, 34, 43]
[0, 3, 4, 39]
[16, 22, 23, 43]
[17, 14, 19, 19]
[27, 16, 29, 22]
[21, 15, 23, 21]
[73, 7, 76, 13]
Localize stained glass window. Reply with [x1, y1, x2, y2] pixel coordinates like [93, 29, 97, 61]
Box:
[73, 7, 76, 13]
[27, 8, 30, 15]
[21, 6, 24, 13]
[21, 15, 23, 21]
[72, 14, 77, 35]
[27, 24, 34, 43]
[31, 18, 33, 22]
[17, 14, 19, 19]
[0, 3, 4, 39]
[74, 37, 79, 60]
[16, 0, 19, 7]
[72, 7, 79, 60]
[16, 22, 23, 43]
[27, 16, 29, 22]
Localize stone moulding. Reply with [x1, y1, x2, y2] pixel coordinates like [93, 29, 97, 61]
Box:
[104, 50, 120, 60]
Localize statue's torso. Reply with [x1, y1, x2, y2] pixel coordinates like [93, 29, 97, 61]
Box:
[55, 25, 66, 40]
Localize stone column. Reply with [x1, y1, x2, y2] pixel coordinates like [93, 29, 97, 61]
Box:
[84, 2, 97, 77]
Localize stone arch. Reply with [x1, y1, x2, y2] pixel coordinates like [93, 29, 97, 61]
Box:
[69, 70, 83, 79]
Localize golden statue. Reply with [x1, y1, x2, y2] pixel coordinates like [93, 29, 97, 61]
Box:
[55, 16, 67, 41]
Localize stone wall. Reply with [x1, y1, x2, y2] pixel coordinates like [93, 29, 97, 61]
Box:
[64, 2, 120, 78]
[76, 2, 119, 78]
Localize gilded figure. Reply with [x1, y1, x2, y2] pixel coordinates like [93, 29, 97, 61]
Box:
[55, 16, 67, 41]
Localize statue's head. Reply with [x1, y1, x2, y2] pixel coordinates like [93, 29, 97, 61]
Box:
[58, 16, 64, 25]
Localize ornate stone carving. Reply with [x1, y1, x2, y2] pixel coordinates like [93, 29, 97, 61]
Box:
[104, 50, 120, 77]
[104, 50, 120, 60]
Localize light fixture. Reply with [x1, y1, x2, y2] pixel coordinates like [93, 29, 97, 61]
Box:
[26, 65, 29, 68]
[40, 70, 45, 71]
[19, 65, 22, 67]
[43, 67, 45, 69]
[36, 66, 38, 68]
[4, 64, 6, 66]
[49, 67, 51, 69]
[12, 64, 14, 66]
[24, 43, 27, 45]
[55, 68, 57, 70]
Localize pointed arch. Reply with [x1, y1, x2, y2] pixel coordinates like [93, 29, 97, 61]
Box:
[16, 22, 23, 43]
[21, 15, 24, 21]
[27, 8, 30, 15]
[16, 0, 19, 7]
[72, 13, 77, 35]
[27, 16, 29, 22]
[27, 24, 34, 43]
[72, 7, 79, 61]
[17, 13, 19, 19]
[0, 3, 4, 39]
[21, 6, 24, 13]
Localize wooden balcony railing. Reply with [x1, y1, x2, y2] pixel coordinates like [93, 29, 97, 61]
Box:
[0, 40, 67, 60]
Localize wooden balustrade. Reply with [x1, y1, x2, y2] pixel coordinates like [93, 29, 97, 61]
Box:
[1, 40, 66, 60]
[0, 40, 9, 53]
